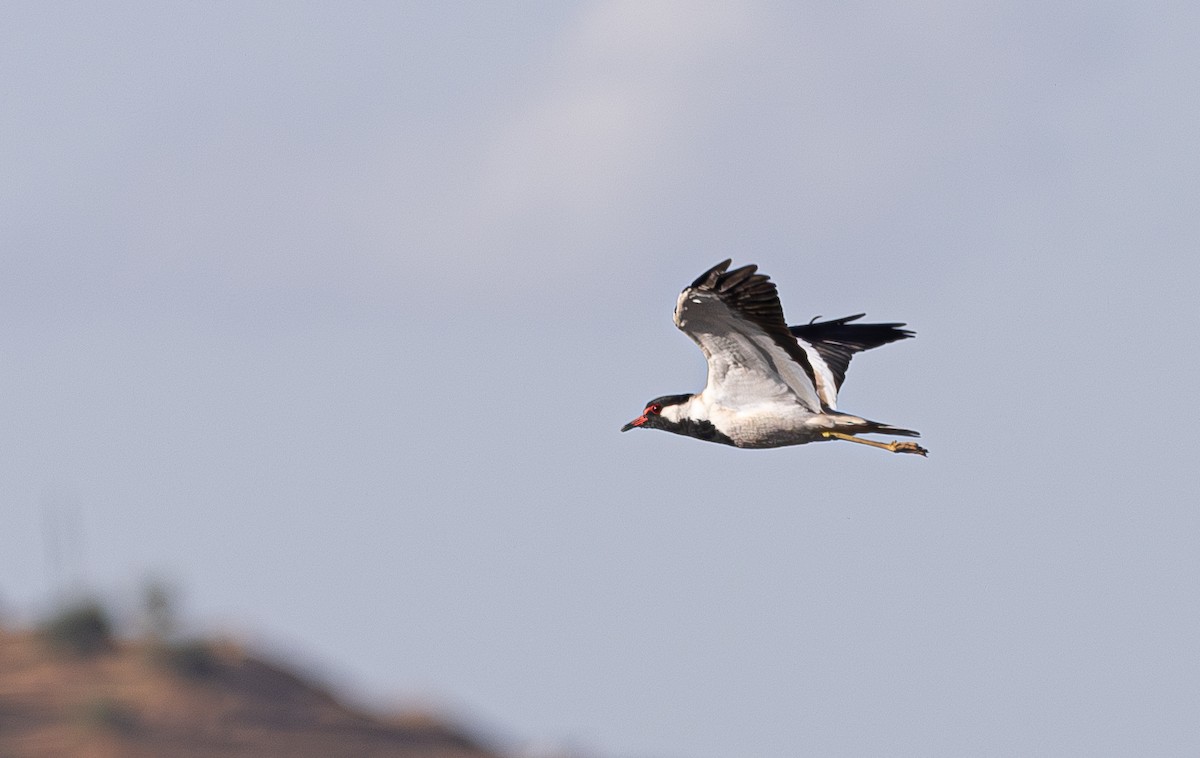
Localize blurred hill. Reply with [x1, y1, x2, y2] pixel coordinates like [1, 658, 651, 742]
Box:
[0, 616, 500, 758]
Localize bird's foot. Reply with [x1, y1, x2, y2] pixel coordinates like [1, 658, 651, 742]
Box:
[887, 440, 928, 457]
[821, 431, 929, 457]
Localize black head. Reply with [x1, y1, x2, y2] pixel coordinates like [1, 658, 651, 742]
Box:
[620, 394, 691, 432]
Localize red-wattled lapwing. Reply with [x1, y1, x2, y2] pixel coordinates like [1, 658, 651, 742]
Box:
[621, 260, 927, 456]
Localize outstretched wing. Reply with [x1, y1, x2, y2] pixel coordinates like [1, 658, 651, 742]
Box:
[789, 315, 914, 398]
[674, 260, 822, 413]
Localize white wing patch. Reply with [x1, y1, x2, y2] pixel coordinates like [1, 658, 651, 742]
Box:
[795, 336, 839, 409]
[675, 288, 822, 413]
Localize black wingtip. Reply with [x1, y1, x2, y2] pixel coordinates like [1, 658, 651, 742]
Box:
[691, 259, 733, 289]
[681, 259, 820, 395]
[716, 264, 759, 292]
[787, 316, 916, 391]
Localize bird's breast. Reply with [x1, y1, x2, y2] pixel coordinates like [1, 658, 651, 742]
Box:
[705, 403, 822, 448]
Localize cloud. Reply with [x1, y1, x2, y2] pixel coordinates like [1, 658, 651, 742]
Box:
[477, 1, 760, 238]
[1, 2, 767, 312]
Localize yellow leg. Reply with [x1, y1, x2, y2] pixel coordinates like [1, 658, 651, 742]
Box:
[821, 431, 928, 456]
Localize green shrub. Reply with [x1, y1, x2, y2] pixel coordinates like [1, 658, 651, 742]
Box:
[154, 639, 219, 679]
[38, 601, 113, 656]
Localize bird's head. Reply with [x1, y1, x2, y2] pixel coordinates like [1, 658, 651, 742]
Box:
[620, 394, 691, 432]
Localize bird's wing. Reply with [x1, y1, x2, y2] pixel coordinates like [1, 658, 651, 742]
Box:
[674, 260, 823, 413]
[788, 315, 914, 400]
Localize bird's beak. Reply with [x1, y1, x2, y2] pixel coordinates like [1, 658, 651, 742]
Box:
[620, 414, 649, 432]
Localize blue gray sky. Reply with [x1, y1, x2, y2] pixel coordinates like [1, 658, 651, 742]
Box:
[3, 3, 1199, 756]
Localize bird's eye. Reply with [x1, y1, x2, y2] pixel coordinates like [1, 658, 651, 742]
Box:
[648, 404, 663, 414]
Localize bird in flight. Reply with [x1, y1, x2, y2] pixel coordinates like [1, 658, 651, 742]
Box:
[621, 260, 927, 456]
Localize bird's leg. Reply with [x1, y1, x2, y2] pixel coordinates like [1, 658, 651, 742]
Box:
[821, 431, 928, 456]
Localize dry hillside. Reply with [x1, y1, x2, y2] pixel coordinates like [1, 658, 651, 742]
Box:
[0, 624, 500, 758]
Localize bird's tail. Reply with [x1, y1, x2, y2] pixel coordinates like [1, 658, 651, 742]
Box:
[863, 422, 921, 438]
[819, 412, 921, 438]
